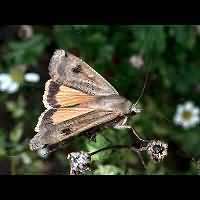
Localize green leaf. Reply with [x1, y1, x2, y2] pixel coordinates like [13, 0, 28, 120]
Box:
[93, 164, 124, 175]
[6, 96, 25, 119]
[169, 26, 196, 50]
[131, 25, 166, 54]
[85, 134, 112, 162]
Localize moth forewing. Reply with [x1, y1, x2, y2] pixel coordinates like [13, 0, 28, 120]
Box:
[48, 49, 119, 96]
[30, 110, 123, 151]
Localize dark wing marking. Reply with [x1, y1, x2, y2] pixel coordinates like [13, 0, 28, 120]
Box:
[48, 49, 119, 96]
[30, 110, 122, 151]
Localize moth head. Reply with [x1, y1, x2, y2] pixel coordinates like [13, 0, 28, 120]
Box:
[131, 104, 142, 115]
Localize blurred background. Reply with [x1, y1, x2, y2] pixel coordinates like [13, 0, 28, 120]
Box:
[0, 25, 200, 175]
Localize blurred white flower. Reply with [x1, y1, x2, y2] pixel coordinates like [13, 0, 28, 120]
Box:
[18, 25, 33, 40]
[129, 54, 144, 69]
[24, 72, 40, 83]
[173, 101, 200, 129]
[37, 148, 49, 159]
[0, 73, 19, 94]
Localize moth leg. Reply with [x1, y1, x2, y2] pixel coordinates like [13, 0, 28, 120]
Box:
[114, 124, 146, 142]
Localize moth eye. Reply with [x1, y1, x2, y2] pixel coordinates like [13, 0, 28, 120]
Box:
[72, 64, 82, 74]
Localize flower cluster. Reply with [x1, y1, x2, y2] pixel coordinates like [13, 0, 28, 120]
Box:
[67, 151, 91, 175]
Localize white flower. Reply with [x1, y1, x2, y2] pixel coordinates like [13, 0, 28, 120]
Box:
[0, 73, 19, 94]
[173, 101, 200, 129]
[24, 72, 40, 83]
[37, 148, 49, 159]
[129, 54, 144, 69]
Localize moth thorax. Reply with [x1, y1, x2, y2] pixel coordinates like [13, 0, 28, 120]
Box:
[131, 104, 142, 115]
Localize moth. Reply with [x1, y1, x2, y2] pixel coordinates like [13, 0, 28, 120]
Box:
[29, 49, 144, 151]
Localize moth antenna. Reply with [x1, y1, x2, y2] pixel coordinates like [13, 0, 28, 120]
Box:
[134, 72, 149, 107]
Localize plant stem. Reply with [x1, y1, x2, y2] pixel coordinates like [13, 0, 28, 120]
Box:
[89, 144, 132, 156]
[89, 144, 148, 169]
[11, 157, 16, 175]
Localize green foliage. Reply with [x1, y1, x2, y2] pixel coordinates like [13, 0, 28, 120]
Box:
[4, 34, 49, 66]
[1, 25, 200, 175]
[93, 164, 124, 175]
[10, 123, 23, 144]
[0, 130, 6, 157]
[6, 96, 25, 119]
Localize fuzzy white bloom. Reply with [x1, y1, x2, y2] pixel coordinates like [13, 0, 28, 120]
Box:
[0, 73, 19, 94]
[173, 101, 200, 129]
[24, 72, 40, 83]
[18, 25, 33, 40]
[37, 148, 49, 159]
[129, 54, 144, 69]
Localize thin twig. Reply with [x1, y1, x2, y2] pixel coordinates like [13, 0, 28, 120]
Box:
[89, 145, 131, 156]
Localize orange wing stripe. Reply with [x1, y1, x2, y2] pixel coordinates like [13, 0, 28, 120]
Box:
[51, 107, 95, 124]
[43, 79, 95, 108]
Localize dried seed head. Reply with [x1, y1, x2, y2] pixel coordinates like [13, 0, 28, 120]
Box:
[146, 140, 168, 162]
[67, 151, 91, 175]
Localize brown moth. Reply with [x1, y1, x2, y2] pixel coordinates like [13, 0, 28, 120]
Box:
[29, 49, 143, 151]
